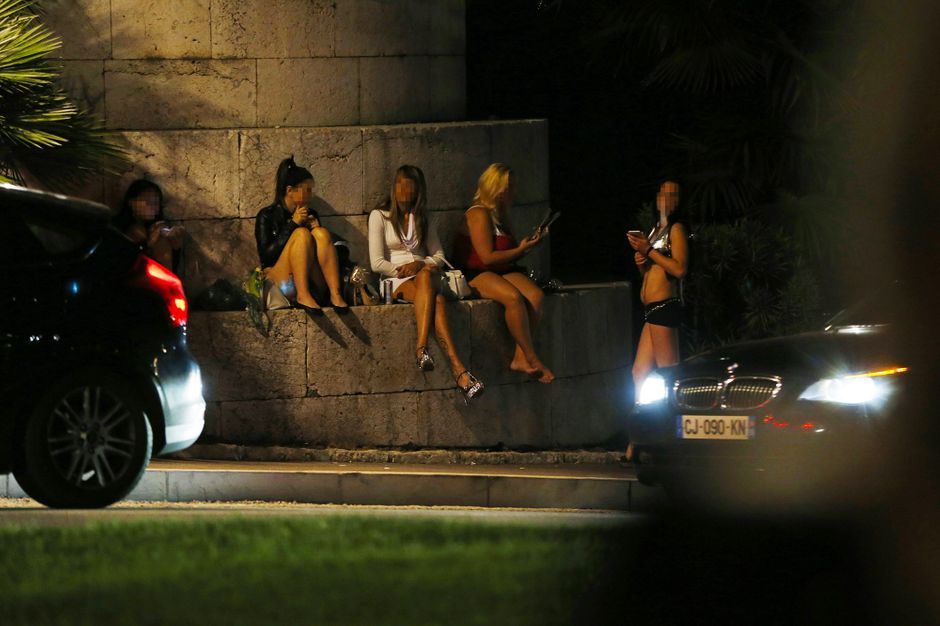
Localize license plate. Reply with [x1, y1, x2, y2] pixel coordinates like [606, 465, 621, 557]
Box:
[676, 415, 754, 440]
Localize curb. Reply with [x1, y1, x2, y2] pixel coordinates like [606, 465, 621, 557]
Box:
[2, 460, 667, 512]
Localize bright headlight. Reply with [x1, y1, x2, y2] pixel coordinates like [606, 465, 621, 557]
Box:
[637, 373, 668, 405]
[798, 367, 907, 405]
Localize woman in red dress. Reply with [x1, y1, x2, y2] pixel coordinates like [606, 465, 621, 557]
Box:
[453, 163, 554, 383]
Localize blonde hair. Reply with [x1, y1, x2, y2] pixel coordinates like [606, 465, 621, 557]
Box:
[472, 163, 513, 218]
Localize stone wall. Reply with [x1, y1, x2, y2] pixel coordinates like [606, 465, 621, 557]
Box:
[45, 0, 466, 128]
[190, 285, 632, 448]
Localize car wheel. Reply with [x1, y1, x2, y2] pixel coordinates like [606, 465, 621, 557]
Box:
[14, 370, 153, 508]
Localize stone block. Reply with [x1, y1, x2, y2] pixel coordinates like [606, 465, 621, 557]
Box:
[334, 0, 429, 57]
[360, 56, 430, 125]
[467, 298, 526, 387]
[507, 202, 552, 280]
[104, 60, 256, 129]
[605, 285, 632, 370]
[58, 60, 105, 119]
[40, 0, 111, 60]
[107, 130, 241, 220]
[428, 56, 466, 122]
[111, 0, 211, 59]
[488, 476, 630, 510]
[428, 0, 466, 55]
[219, 393, 420, 447]
[433, 208, 465, 257]
[177, 218, 257, 295]
[340, 473, 488, 507]
[257, 58, 359, 128]
[490, 120, 550, 205]
[533, 291, 567, 378]
[211, 0, 334, 58]
[363, 123, 491, 212]
[306, 302, 469, 396]
[319, 214, 368, 265]
[561, 288, 611, 377]
[126, 472, 168, 501]
[201, 401, 223, 440]
[551, 368, 630, 446]
[238, 127, 364, 218]
[187, 310, 308, 402]
[419, 381, 551, 447]
[168, 470, 341, 503]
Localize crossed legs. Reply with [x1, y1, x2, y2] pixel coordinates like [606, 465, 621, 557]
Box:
[395, 267, 471, 386]
[470, 271, 554, 383]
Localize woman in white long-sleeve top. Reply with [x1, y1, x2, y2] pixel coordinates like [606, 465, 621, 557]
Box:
[368, 165, 484, 403]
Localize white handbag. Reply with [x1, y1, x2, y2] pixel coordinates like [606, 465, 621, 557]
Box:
[440, 258, 472, 300]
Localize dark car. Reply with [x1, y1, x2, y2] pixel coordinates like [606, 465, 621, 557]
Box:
[0, 184, 204, 508]
[628, 293, 907, 510]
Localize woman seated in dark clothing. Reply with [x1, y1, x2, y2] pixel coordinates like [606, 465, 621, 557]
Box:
[255, 157, 349, 314]
[115, 179, 185, 272]
[453, 163, 554, 383]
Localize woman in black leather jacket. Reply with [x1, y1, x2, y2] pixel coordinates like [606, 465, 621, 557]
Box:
[254, 157, 348, 313]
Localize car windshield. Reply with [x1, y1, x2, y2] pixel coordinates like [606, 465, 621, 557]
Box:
[825, 291, 899, 328]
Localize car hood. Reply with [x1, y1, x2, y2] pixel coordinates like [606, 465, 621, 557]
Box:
[676, 326, 898, 380]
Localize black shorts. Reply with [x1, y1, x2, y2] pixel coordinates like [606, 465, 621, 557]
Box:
[644, 297, 683, 328]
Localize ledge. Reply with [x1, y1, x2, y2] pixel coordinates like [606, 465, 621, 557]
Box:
[188, 285, 632, 449]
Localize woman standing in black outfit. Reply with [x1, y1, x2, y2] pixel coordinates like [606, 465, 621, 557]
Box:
[255, 157, 348, 313]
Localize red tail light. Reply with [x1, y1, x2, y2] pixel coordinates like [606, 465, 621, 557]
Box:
[131, 255, 188, 327]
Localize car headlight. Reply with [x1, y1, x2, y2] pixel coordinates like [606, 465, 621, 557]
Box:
[798, 367, 908, 405]
[637, 373, 668, 405]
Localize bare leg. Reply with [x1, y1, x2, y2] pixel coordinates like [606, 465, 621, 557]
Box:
[503, 272, 546, 376]
[432, 293, 471, 385]
[310, 226, 348, 308]
[648, 323, 680, 370]
[266, 228, 321, 309]
[394, 267, 435, 359]
[632, 323, 656, 394]
[471, 272, 554, 383]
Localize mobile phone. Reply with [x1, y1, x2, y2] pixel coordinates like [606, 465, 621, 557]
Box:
[627, 230, 645, 238]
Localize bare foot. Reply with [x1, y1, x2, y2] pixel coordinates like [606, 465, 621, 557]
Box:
[510, 354, 540, 376]
[530, 361, 555, 384]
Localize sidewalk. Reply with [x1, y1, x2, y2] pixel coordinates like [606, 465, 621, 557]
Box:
[3, 459, 666, 512]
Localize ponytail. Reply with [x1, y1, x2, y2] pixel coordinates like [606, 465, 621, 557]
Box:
[273, 156, 313, 207]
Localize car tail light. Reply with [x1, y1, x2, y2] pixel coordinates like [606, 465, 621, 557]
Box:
[130, 255, 188, 327]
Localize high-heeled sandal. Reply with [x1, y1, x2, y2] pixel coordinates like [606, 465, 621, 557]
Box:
[455, 370, 484, 405]
[416, 347, 435, 371]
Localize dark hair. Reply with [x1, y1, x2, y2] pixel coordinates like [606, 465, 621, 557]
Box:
[116, 178, 164, 229]
[654, 178, 686, 229]
[273, 156, 314, 207]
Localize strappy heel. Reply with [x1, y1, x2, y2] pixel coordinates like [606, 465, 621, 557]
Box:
[416, 347, 435, 371]
[455, 370, 484, 405]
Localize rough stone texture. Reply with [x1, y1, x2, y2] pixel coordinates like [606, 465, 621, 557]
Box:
[239, 127, 364, 217]
[428, 56, 466, 122]
[111, 0, 211, 59]
[57, 60, 106, 119]
[203, 401, 223, 439]
[419, 382, 552, 448]
[211, 0, 335, 59]
[360, 56, 430, 125]
[107, 130, 241, 220]
[188, 310, 308, 402]
[40, 0, 111, 60]
[104, 60, 256, 129]
[306, 302, 471, 396]
[551, 368, 631, 446]
[467, 299, 527, 388]
[257, 58, 359, 128]
[363, 123, 491, 212]
[220, 393, 420, 446]
[334, 0, 430, 57]
[428, 0, 466, 56]
[177, 218, 257, 295]
[491, 120, 551, 206]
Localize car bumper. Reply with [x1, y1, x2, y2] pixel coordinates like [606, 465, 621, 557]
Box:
[152, 345, 205, 454]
